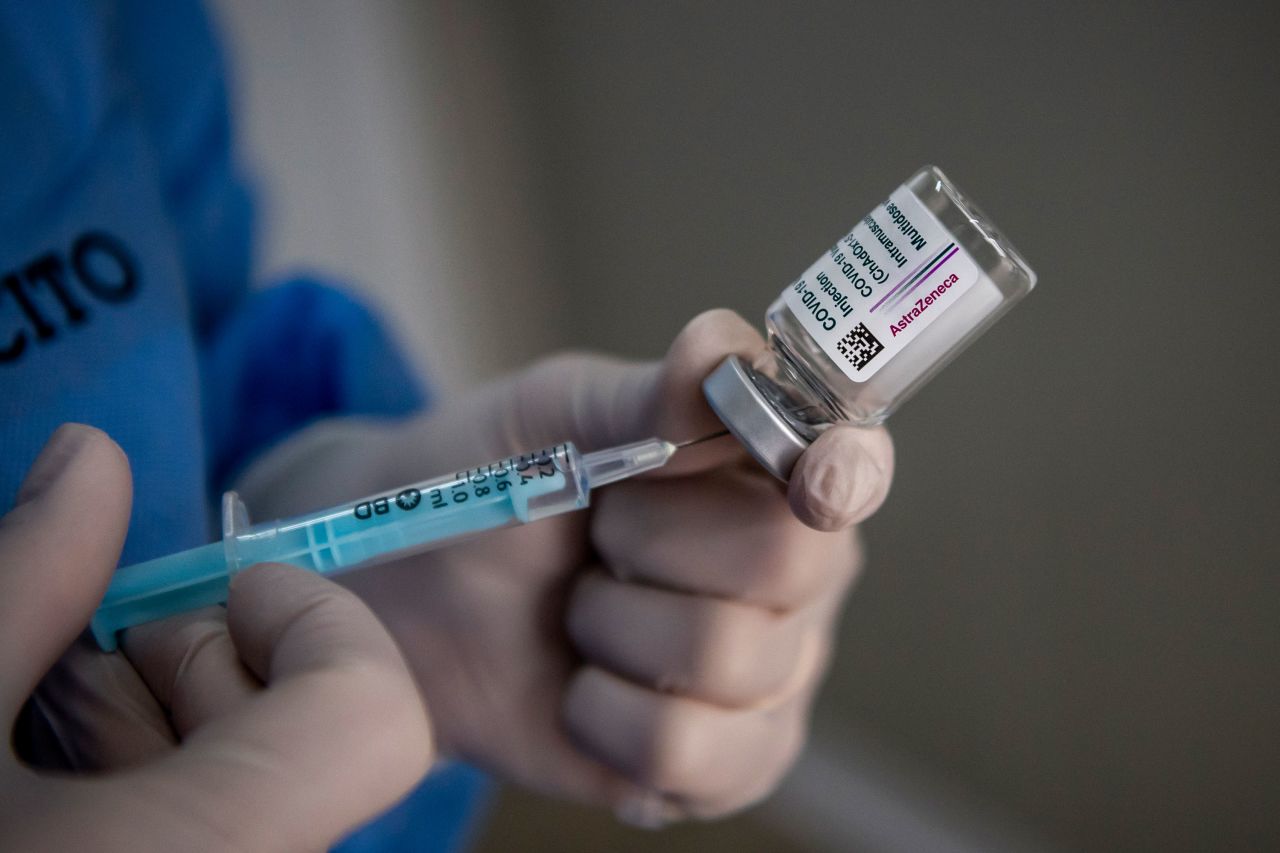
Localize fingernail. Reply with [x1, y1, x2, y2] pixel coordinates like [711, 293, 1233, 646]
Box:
[799, 453, 863, 530]
[845, 446, 884, 520]
[811, 455, 856, 518]
[16, 424, 95, 505]
[615, 791, 682, 830]
[797, 439, 883, 530]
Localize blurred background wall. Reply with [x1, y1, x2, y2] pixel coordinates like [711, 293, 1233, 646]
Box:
[214, 1, 1279, 850]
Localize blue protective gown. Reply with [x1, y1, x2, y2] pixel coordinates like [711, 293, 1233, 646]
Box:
[0, 1, 488, 849]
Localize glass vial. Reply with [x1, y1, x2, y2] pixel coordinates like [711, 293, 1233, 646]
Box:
[704, 165, 1036, 480]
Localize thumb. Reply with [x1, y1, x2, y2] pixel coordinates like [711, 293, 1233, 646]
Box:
[0, 425, 132, 719]
[128, 564, 434, 850]
[646, 309, 769, 476]
[430, 309, 765, 477]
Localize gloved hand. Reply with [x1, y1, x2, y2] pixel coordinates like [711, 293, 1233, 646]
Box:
[3, 426, 433, 850]
[44, 309, 894, 826]
[240, 309, 894, 824]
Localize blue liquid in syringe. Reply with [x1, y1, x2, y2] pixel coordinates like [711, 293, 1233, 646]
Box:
[93, 437, 678, 650]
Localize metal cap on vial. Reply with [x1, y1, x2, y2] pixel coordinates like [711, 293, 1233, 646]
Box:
[702, 355, 810, 481]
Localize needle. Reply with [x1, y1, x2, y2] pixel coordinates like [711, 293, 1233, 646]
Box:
[674, 429, 730, 449]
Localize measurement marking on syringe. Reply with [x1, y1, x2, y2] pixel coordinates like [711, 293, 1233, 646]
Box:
[354, 445, 566, 523]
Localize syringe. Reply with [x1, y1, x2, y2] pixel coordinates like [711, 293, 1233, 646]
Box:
[91, 437, 696, 651]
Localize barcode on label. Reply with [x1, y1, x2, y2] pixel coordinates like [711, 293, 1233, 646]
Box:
[836, 323, 884, 371]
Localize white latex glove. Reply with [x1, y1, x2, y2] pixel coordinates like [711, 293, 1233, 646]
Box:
[40, 309, 894, 827]
[3, 425, 433, 850]
[238, 309, 895, 824]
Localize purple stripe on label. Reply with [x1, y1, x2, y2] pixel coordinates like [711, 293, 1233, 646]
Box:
[870, 249, 936, 314]
[888, 245, 960, 311]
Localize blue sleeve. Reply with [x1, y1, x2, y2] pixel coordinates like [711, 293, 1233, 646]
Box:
[199, 278, 426, 490]
[112, 0, 428, 491]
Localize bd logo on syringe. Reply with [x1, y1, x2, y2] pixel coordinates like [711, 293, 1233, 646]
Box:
[354, 488, 422, 520]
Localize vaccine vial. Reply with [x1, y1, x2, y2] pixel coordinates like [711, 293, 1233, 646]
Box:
[704, 165, 1036, 480]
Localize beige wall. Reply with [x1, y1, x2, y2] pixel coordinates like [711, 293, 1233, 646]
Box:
[214, 0, 563, 390]
[215, 1, 1280, 850]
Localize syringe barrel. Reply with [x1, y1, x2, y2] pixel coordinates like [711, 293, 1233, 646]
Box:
[91, 443, 589, 650]
[226, 442, 589, 575]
